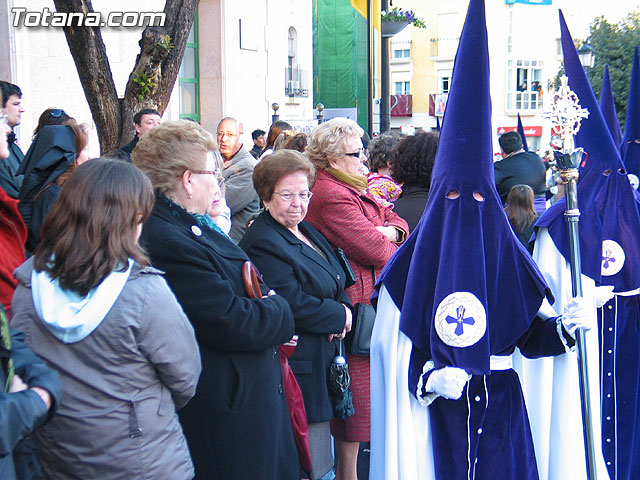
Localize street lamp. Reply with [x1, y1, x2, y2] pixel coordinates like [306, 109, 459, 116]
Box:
[577, 43, 596, 69]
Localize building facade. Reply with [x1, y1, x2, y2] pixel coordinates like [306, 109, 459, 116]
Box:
[0, 0, 314, 155]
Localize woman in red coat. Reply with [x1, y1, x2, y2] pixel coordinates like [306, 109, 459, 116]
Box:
[305, 118, 409, 480]
[0, 116, 27, 318]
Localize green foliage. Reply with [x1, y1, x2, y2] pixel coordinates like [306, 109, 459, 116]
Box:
[133, 71, 157, 102]
[585, 10, 640, 127]
[158, 35, 174, 52]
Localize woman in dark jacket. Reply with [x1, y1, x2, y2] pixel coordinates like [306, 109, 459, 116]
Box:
[17, 109, 89, 253]
[133, 120, 299, 480]
[305, 118, 409, 480]
[389, 130, 438, 232]
[240, 150, 352, 480]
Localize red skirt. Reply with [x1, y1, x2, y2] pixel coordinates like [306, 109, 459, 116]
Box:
[330, 353, 370, 442]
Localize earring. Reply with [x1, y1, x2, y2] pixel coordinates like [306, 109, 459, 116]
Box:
[188, 194, 193, 199]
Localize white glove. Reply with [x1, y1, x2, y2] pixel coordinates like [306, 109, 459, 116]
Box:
[425, 366, 471, 400]
[561, 297, 594, 338]
[594, 285, 615, 308]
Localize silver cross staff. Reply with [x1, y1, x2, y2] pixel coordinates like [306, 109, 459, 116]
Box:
[544, 75, 589, 154]
[545, 75, 598, 479]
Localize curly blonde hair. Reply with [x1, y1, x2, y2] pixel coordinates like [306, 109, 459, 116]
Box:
[305, 118, 364, 170]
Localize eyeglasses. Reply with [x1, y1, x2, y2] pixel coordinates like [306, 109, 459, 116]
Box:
[344, 149, 363, 158]
[191, 170, 225, 188]
[274, 191, 313, 202]
[49, 109, 66, 118]
[217, 131, 237, 139]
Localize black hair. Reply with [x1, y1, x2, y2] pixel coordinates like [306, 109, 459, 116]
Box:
[133, 108, 161, 125]
[389, 131, 439, 186]
[252, 129, 266, 140]
[498, 131, 523, 155]
[0, 81, 22, 107]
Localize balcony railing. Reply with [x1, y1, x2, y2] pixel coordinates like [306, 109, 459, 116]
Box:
[284, 67, 309, 98]
[391, 94, 412, 116]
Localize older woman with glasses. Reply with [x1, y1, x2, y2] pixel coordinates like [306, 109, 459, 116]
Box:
[305, 118, 409, 480]
[132, 120, 299, 480]
[240, 150, 353, 480]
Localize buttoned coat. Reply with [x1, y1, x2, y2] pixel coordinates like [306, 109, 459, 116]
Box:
[141, 195, 298, 480]
[305, 170, 409, 306]
[240, 211, 352, 423]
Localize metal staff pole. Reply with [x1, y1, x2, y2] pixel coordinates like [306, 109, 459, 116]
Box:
[546, 76, 597, 479]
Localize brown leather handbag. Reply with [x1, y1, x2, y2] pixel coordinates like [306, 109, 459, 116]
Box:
[242, 261, 312, 475]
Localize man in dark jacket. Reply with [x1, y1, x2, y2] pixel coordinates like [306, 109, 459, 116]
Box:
[250, 129, 266, 159]
[0, 81, 25, 199]
[0, 306, 61, 480]
[494, 130, 546, 211]
[112, 108, 161, 161]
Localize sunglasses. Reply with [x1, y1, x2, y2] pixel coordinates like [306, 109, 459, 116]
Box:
[344, 149, 363, 158]
[49, 109, 66, 118]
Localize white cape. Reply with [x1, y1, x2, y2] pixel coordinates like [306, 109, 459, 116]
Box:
[370, 286, 435, 480]
[513, 228, 610, 480]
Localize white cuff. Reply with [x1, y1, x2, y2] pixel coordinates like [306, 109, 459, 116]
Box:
[416, 360, 439, 406]
[556, 317, 575, 352]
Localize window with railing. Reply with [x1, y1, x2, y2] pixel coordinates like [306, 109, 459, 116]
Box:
[394, 81, 410, 95]
[506, 60, 543, 111]
[284, 67, 309, 97]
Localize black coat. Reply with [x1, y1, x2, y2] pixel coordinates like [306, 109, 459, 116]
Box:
[494, 151, 546, 204]
[0, 132, 23, 199]
[141, 195, 298, 480]
[17, 126, 77, 253]
[240, 211, 351, 423]
[393, 184, 429, 233]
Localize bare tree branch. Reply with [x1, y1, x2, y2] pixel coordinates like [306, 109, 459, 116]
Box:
[53, 0, 199, 154]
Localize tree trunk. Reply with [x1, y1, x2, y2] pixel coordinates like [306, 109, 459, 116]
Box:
[53, 0, 199, 155]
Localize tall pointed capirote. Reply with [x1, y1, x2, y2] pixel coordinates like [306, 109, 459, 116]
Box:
[536, 11, 640, 292]
[622, 48, 640, 176]
[379, 0, 550, 380]
[599, 65, 622, 151]
[516, 113, 529, 152]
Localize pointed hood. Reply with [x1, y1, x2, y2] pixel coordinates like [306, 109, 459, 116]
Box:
[378, 0, 550, 377]
[599, 65, 622, 151]
[536, 11, 640, 292]
[517, 113, 529, 152]
[622, 48, 640, 176]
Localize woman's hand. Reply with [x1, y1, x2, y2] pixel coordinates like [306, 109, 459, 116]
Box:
[376, 225, 398, 242]
[328, 304, 353, 342]
[9, 374, 28, 393]
[30, 386, 52, 410]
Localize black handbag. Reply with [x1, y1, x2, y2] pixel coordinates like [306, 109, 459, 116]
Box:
[333, 248, 357, 289]
[344, 302, 376, 356]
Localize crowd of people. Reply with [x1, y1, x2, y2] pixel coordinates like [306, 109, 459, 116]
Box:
[2, 2, 640, 478]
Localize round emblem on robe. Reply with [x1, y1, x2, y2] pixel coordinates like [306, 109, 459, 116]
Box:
[191, 225, 202, 237]
[601, 240, 624, 276]
[434, 292, 487, 348]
